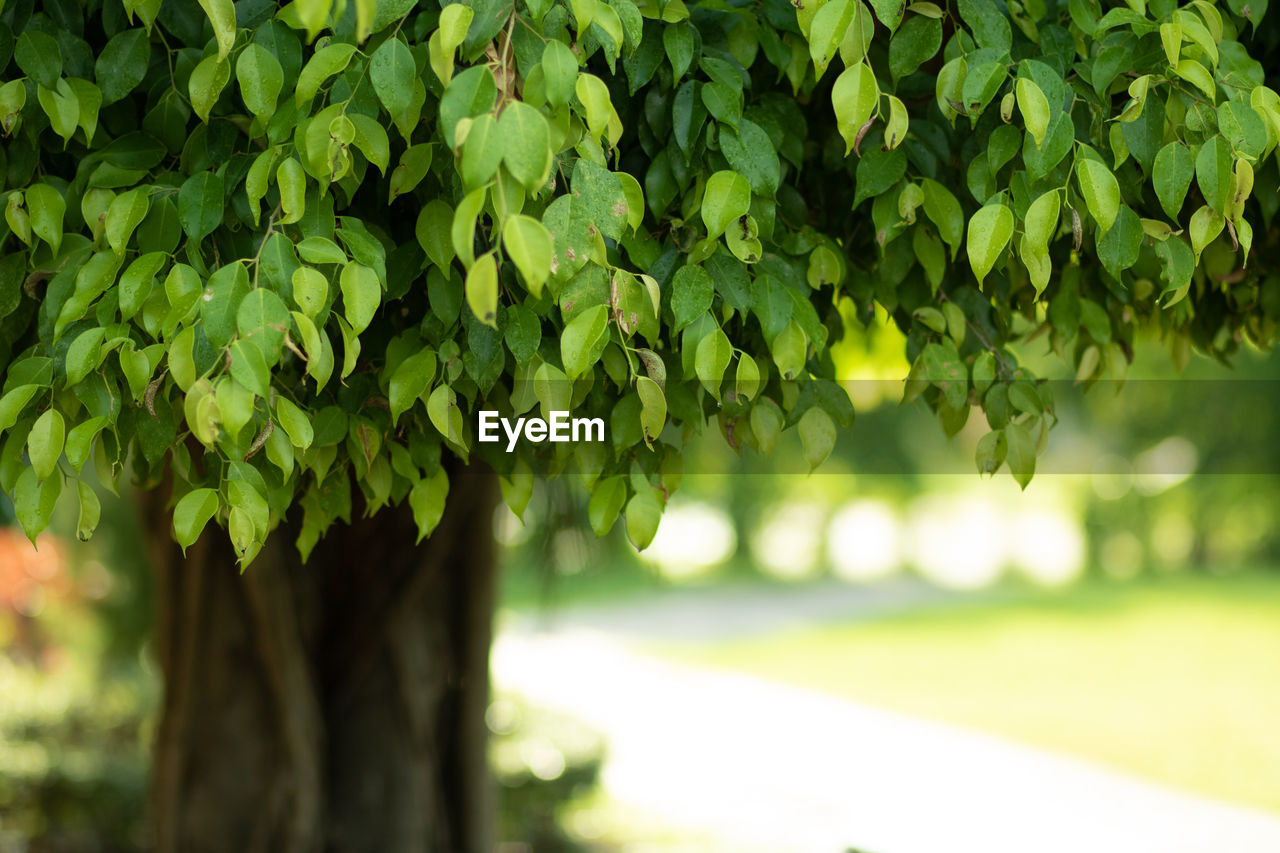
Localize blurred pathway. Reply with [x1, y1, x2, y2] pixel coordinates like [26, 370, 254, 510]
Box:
[493, 590, 1280, 853]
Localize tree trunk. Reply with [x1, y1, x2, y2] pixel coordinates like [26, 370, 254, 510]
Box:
[141, 465, 500, 853]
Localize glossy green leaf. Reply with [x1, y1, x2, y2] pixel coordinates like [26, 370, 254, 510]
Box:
[503, 215, 553, 297]
[236, 43, 284, 120]
[466, 253, 499, 328]
[561, 304, 609, 380]
[1076, 158, 1121, 231]
[966, 203, 1014, 281]
[173, 488, 220, 551]
[701, 171, 751, 240]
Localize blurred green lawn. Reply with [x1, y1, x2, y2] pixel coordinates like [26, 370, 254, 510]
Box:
[671, 573, 1280, 812]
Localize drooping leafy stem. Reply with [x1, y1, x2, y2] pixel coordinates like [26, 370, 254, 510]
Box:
[0, 0, 1277, 560]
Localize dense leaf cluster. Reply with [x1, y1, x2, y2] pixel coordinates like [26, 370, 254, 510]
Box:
[0, 0, 1277, 563]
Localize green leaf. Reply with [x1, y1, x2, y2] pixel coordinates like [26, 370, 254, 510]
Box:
[1153, 142, 1194, 221]
[582, 69, 622, 139]
[197, 0, 237, 61]
[695, 327, 732, 401]
[499, 102, 553, 191]
[1189, 204, 1224, 265]
[25, 184, 66, 254]
[966, 203, 1014, 281]
[16, 31, 62, 89]
[1076, 158, 1121, 231]
[96, 29, 151, 105]
[426, 384, 464, 445]
[1097, 205, 1143, 278]
[0, 385, 40, 432]
[237, 287, 290, 362]
[173, 487, 220, 552]
[277, 157, 307, 224]
[466, 253, 499, 327]
[76, 479, 101, 541]
[798, 406, 836, 471]
[236, 43, 284, 121]
[460, 113, 504, 188]
[452, 186, 487, 268]
[202, 262, 250, 348]
[672, 265, 714, 331]
[388, 348, 437, 422]
[636, 375, 666, 443]
[664, 24, 695, 82]
[371, 37, 415, 120]
[832, 64, 879, 155]
[571, 159, 628, 242]
[1015, 78, 1050, 148]
[1004, 422, 1036, 489]
[1217, 102, 1267, 160]
[189, 54, 230, 122]
[809, 0, 855, 79]
[105, 188, 150, 255]
[561, 304, 609, 380]
[38, 82, 80, 145]
[178, 171, 225, 241]
[230, 339, 270, 398]
[958, 0, 1013, 50]
[588, 477, 626, 537]
[417, 200, 456, 270]
[1195, 135, 1233, 215]
[503, 215, 553, 297]
[440, 66, 497, 148]
[750, 399, 783, 455]
[296, 44, 359, 103]
[215, 377, 255, 440]
[542, 39, 579, 108]
[889, 15, 943, 82]
[350, 113, 391, 174]
[961, 61, 1007, 117]
[735, 353, 762, 401]
[1154, 236, 1195, 296]
[119, 251, 166, 320]
[505, 304, 542, 362]
[275, 397, 314, 449]
[292, 266, 329, 317]
[720, 120, 781, 197]
[701, 171, 751, 240]
[867, 0, 905, 30]
[409, 470, 450, 543]
[389, 143, 433, 201]
[13, 467, 61, 543]
[297, 236, 348, 265]
[66, 328, 107, 385]
[168, 327, 198, 392]
[340, 262, 381, 334]
[1023, 190, 1060, 250]
[429, 4, 474, 86]
[921, 179, 964, 256]
[770, 319, 807, 379]
[28, 409, 65, 480]
[625, 487, 662, 550]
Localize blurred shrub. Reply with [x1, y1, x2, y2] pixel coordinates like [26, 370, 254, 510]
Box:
[491, 697, 605, 853]
[0, 661, 150, 853]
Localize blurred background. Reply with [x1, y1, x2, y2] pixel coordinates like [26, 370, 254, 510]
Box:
[3, 311, 1280, 852]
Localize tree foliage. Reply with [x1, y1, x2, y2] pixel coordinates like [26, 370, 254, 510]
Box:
[0, 0, 1278, 564]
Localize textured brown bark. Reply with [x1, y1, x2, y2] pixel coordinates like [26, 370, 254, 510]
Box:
[142, 465, 499, 853]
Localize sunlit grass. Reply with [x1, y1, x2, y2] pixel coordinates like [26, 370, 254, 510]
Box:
[669, 572, 1280, 812]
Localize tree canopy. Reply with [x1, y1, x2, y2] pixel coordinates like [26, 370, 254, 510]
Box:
[0, 0, 1277, 565]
